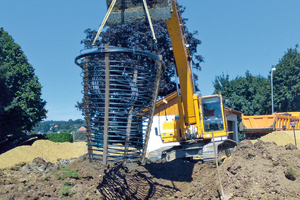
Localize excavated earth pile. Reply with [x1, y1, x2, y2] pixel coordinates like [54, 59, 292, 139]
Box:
[173, 140, 300, 200]
[0, 131, 300, 199]
[0, 140, 87, 169]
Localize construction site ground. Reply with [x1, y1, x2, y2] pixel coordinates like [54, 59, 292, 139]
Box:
[0, 130, 300, 199]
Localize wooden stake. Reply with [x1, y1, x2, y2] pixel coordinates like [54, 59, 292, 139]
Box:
[123, 69, 138, 167]
[141, 55, 163, 165]
[103, 44, 110, 166]
[83, 58, 93, 161]
[212, 131, 226, 200]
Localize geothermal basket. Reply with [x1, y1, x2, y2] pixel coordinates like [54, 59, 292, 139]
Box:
[75, 46, 164, 166]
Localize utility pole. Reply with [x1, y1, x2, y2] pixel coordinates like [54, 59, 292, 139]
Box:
[290, 120, 297, 148]
[271, 67, 276, 114]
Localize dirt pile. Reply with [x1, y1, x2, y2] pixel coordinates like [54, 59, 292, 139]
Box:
[255, 130, 300, 147]
[0, 140, 87, 169]
[0, 154, 199, 199]
[172, 140, 300, 199]
[0, 132, 300, 199]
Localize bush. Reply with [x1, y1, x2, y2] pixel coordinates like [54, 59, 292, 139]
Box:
[285, 167, 296, 181]
[44, 132, 73, 143]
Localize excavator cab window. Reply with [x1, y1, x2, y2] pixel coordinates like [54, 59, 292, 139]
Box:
[202, 97, 224, 132]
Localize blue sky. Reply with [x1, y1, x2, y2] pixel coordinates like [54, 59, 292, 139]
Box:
[1, 0, 299, 121]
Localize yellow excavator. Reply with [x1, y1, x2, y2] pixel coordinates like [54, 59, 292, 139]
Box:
[104, 0, 236, 162]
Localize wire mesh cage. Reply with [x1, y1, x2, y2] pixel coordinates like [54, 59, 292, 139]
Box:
[75, 46, 163, 164]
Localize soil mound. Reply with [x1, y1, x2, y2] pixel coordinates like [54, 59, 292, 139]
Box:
[173, 140, 300, 199]
[0, 133, 300, 199]
[252, 130, 300, 147]
[0, 140, 87, 169]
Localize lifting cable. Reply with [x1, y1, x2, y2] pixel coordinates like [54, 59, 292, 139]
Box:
[92, 0, 117, 45]
[142, 0, 157, 43]
[92, 0, 157, 45]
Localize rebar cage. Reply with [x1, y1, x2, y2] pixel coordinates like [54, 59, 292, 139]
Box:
[75, 46, 163, 164]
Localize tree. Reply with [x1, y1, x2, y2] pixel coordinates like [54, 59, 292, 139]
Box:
[81, 5, 203, 97]
[273, 45, 300, 112]
[0, 28, 47, 140]
[213, 71, 271, 115]
[44, 132, 73, 143]
[29, 119, 86, 134]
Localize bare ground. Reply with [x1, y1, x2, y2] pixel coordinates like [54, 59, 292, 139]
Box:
[1, 134, 300, 199]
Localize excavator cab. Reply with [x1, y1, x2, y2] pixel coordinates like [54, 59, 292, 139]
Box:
[105, 0, 173, 25]
[202, 96, 225, 132]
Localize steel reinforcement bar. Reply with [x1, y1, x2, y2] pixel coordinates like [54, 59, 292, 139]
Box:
[75, 46, 164, 165]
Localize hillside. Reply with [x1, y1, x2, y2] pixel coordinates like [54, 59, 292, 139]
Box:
[30, 119, 85, 134]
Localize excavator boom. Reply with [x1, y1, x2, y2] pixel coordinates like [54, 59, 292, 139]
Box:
[106, 0, 196, 125]
[166, 1, 196, 124]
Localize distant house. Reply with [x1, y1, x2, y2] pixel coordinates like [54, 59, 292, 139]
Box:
[78, 126, 87, 131]
[146, 91, 242, 152]
[72, 126, 87, 142]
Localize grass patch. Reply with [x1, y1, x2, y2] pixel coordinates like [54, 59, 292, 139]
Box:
[283, 162, 290, 167]
[197, 178, 202, 182]
[53, 168, 81, 180]
[213, 160, 223, 165]
[61, 168, 80, 180]
[64, 181, 75, 187]
[285, 167, 296, 181]
[60, 181, 75, 196]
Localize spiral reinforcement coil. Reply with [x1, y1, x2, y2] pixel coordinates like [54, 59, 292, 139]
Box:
[75, 47, 164, 164]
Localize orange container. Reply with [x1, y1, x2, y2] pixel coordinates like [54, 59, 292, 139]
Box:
[240, 112, 300, 134]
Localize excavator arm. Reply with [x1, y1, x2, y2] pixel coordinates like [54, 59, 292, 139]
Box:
[165, 1, 196, 125]
[106, 0, 197, 125]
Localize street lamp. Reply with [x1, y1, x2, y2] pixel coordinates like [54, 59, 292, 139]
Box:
[271, 67, 276, 114]
[290, 120, 297, 147]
